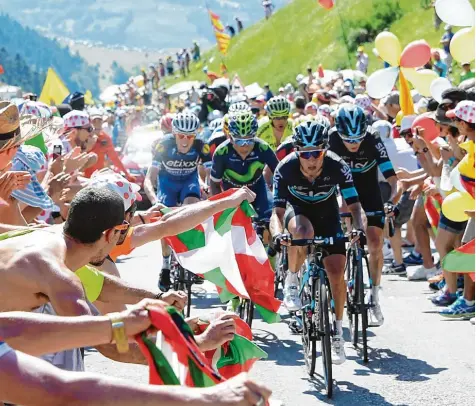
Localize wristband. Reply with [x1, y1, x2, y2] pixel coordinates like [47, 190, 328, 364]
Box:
[138, 214, 146, 224]
[155, 292, 164, 300]
[108, 313, 129, 353]
[448, 157, 456, 166]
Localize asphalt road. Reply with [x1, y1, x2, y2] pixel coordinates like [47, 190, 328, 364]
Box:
[86, 241, 475, 406]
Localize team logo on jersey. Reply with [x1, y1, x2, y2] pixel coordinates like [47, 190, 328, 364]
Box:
[202, 144, 210, 155]
[340, 164, 353, 183]
[165, 160, 197, 168]
[376, 142, 388, 159]
[349, 159, 377, 173]
[288, 185, 336, 203]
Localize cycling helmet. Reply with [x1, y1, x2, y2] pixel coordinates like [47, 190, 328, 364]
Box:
[160, 113, 174, 133]
[265, 96, 291, 118]
[228, 101, 251, 114]
[209, 117, 223, 131]
[371, 120, 393, 140]
[172, 112, 200, 134]
[292, 119, 329, 148]
[228, 111, 258, 138]
[335, 105, 367, 140]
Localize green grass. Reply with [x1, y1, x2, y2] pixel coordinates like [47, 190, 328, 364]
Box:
[161, 0, 460, 90]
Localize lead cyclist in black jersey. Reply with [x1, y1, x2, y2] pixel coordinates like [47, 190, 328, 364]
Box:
[270, 118, 366, 365]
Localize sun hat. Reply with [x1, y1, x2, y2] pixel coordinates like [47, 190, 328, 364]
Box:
[446, 100, 475, 123]
[11, 145, 54, 210]
[384, 91, 400, 106]
[400, 115, 417, 132]
[0, 102, 51, 153]
[89, 170, 142, 211]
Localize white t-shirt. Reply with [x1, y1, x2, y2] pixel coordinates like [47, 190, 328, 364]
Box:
[379, 137, 418, 182]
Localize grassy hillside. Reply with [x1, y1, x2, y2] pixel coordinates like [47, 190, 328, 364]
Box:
[163, 0, 449, 90]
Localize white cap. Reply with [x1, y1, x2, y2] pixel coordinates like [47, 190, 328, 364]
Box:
[400, 115, 417, 132]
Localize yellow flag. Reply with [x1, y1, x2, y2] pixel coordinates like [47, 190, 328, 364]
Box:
[84, 90, 94, 105]
[39, 68, 70, 106]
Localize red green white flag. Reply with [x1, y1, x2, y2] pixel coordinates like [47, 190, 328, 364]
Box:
[163, 189, 281, 323]
[442, 239, 475, 281]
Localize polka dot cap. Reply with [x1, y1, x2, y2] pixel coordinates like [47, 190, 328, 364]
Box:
[446, 100, 475, 124]
[354, 94, 372, 110]
[63, 110, 90, 129]
[89, 171, 142, 211]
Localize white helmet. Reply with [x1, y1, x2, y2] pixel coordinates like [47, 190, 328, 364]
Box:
[229, 101, 251, 113]
[172, 112, 201, 134]
[209, 118, 223, 131]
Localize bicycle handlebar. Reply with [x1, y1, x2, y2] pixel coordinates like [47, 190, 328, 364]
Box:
[340, 210, 395, 238]
[285, 236, 347, 247]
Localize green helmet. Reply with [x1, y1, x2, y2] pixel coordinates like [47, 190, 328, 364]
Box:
[265, 96, 291, 118]
[228, 111, 258, 138]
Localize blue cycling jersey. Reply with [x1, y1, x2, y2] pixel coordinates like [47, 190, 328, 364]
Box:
[210, 138, 278, 188]
[151, 134, 210, 180]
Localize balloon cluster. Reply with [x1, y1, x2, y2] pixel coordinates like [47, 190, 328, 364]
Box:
[435, 0, 475, 63]
[366, 32, 438, 102]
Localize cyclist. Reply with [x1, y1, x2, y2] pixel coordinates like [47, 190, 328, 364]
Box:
[270, 119, 366, 364]
[210, 110, 278, 312]
[144, 112, 210, 291]
[257, 96, 294, 151]
[328, 105, 398, 327]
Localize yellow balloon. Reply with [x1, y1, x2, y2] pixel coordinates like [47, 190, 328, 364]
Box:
[442, 191, 475, 222]
[375, 32, 401, 67]
[457, 141, 475, 179]
[450, 27, 475, 64]
[403, 68, 438, 97]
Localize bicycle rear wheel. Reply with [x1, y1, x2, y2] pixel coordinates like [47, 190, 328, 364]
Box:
[301, 278, 316, 376]
[319, 276, 333, 398]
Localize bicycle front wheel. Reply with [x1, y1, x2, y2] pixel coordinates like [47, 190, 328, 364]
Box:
[319, 277, 333, 398]
[302, 278, 316, 376]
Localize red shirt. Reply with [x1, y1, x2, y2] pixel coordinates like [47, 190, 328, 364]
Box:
[84, 131, 130, 178]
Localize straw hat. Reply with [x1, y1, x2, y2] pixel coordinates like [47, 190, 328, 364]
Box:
[0, 101, 51, 152]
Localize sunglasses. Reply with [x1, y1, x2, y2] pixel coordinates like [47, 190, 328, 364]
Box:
[400, 129, 413, 138]
[341, 136, 365, 145]
[76, 126, 94, 133]
[176, 133, 196, 140]
[297, 149, 326, 159]
[232, 136, 256, 146]
[112, 220, 131, 233]
[271, 116, 288, 121]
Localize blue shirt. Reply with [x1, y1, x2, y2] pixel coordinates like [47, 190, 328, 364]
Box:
[434, 60, 448, 78]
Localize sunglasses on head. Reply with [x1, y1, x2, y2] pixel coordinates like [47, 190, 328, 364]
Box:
[297, 149, 326, 159]
[232, 136, 256, 146]
[176, 133, 196, 140]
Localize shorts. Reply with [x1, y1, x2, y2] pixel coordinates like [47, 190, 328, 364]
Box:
[463, 217, 475, 243]
[357, 182, 385, 229]
[395, 191, 416, 228]
[158, 175, 201, 207]
[284, 205, 346, 257]
[439, 213, 468, 235]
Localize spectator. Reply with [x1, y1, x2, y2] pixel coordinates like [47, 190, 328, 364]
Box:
[235, 16, 244, 32]
[383, 91, 401, 121]
[356, 46, 369, 74]
[460, 62, 475, 83]
[184, 49, 191, 75]
[166, 56, 174, 76]
[440, 25, 454, 70]
[264, 84, 274, 101]
[263, 0, 274, 19]
[192, 41, 201, 61]
[158, 59, 166, 77]
[227, 25, 236, 37]
[432, 50, 448, 77]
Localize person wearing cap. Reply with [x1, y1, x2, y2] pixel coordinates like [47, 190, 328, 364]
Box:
[304, 102, 318, 116]
[356, 45, 369, 74]
[432, 50, 448, 78]
[440, 25, 454, 69]
[83, 110, 132, 179]
[264, 83, 274, 102]
[460, 62, 475, 84]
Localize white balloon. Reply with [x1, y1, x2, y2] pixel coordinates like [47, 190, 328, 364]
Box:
[430, 77, 453, 103]
[450, 166, 466, 193]
[435, 0, 475, 27]
[366, 67, 400, 99]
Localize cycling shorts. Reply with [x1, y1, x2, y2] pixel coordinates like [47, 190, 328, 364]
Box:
[158, 175, 201, 207]
[355, 180, 385, 229]
[284, 205, 346, 257]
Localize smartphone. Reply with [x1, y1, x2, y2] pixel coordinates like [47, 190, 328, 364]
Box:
[53, 144, 63, 160]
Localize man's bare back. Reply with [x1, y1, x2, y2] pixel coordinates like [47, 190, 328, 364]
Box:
[0, 226, 89, 314]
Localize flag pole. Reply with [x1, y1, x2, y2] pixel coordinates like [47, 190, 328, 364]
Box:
[335, 4, 352, 68]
